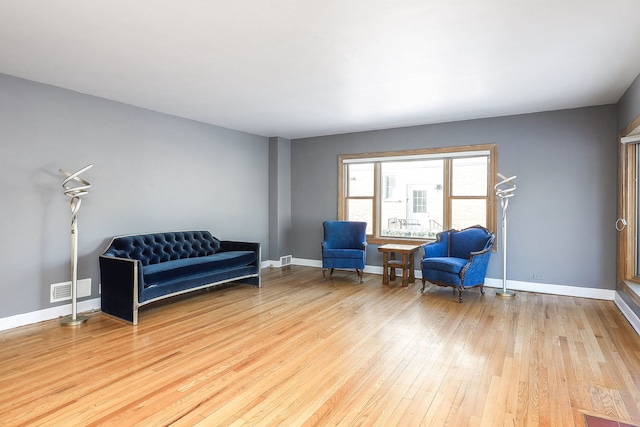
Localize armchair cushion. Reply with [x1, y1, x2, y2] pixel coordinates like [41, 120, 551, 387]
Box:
[422, 257, 468, 275]
[322, 248, 366, 260]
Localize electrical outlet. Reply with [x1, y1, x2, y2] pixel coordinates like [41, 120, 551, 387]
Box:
[533, 274, 543, 280]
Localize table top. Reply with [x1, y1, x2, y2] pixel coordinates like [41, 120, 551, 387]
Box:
[377, 243, 422, 252]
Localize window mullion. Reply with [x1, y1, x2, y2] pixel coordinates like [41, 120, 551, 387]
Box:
[443, 158, 452, 230]
[374, 162, 381, 238]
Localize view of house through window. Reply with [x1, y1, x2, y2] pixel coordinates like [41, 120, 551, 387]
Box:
[339, 144, 496, 243]
[380, 159, 443, 238]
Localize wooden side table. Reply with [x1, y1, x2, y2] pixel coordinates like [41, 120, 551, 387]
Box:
[377, 244, 422, 287]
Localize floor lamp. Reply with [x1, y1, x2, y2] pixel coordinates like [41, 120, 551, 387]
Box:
[495, 172, 517, 298]
[59, 164, 92, 326]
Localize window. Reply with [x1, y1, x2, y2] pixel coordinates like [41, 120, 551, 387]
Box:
[618, 122, 640, 297]
[412, 189, 427, 213]
[338, 144, 497, 243]
[384, 175, 396, 199]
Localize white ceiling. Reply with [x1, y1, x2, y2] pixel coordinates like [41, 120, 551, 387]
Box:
[1, 1, 640, 139]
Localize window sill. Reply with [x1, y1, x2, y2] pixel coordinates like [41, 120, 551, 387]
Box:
[619, 280, 640, 308]
[367, 236, 434, 246]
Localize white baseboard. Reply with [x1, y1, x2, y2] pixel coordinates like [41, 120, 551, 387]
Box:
[264, 258, 294, 268]
[483, 278, 616, 301]
[0, 298, 101, 332]
[292, 258, 322, 268]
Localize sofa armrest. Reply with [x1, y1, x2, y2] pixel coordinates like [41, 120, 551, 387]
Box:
[219, 241, 261, 287]
[99, 255, 142, 324]
[219, 241, 260, 261]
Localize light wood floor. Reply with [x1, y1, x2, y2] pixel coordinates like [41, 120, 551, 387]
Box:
[1, 266, 639, 426]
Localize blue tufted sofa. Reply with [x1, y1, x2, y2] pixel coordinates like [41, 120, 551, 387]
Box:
[99, 230, 261, 324]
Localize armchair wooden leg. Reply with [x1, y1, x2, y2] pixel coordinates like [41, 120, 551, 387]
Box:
[322, 269, 327, 282]
[458, 286, 464, 303]
[421, 278, 427, 292]
[480, 284, 485, 295]
[356, 269, 363, 284]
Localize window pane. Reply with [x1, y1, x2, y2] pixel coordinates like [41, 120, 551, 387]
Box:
[451, 199, 486, 230]
[452, 157, 487, 196]
[413, 190, 427, 213]
[347, 198, 373, 234]
[348, 163, 374, 197]
[384, 175, 396, 199]
[380, 160, 444, 239]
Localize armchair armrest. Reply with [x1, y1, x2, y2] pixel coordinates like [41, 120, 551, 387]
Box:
[460, 247, 493, 286]
[422, 232, 449, 258]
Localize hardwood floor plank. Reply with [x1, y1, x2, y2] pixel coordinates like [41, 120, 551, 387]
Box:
[1, 266, 639, 426]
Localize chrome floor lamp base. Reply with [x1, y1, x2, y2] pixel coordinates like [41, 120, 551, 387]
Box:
[496, 289, 516, 298]
[60, 314, 89, 326]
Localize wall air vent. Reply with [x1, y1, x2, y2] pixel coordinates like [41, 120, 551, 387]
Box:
[50, 279, 92, 303]
[280, 255, 292, 267]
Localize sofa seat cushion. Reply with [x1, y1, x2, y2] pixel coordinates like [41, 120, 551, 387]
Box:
[322, 248, 364, 260]
[422, 257, 468, 275]
[143, 251, 256, 287]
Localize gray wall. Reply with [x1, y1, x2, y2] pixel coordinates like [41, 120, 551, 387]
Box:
[618, 72, 640, 132]
[0, 74, 269, 319]
[291, 105, 618, 290]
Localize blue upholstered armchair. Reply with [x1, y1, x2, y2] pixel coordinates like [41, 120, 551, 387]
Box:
[421, 225, 495, 302]
[321, 221, 367, 283]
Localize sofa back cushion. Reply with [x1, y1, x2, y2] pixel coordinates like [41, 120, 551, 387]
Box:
[104, 231, 220, 266]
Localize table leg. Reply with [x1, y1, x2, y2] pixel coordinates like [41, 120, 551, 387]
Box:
[401, 253, 409, 286]
[389, 252, 396, 281]
[409, 251, 415, 283]
[382, 252, 389, 285]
